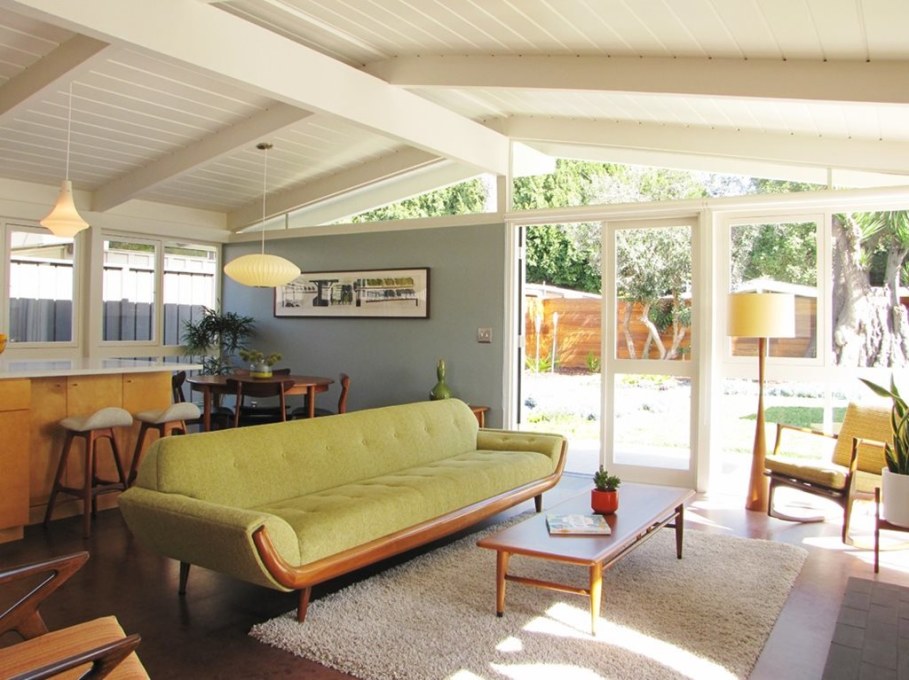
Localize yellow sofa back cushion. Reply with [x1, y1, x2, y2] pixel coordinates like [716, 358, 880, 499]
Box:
[135, 399, 479, 508]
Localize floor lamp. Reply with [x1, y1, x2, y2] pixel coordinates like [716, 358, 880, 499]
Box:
[727, 292, 796, 512]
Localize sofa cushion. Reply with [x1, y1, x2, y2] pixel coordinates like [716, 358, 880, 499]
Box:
[254, 448, 555, 565]
[136, 399, 479, 509]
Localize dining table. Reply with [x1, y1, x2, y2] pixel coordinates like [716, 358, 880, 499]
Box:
[186, 373, 334, 430]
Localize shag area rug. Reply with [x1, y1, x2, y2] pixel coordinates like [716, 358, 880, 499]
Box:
[251, 518, 807, 680]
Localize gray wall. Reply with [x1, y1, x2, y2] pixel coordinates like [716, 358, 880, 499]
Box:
[222, 222, 508, 426]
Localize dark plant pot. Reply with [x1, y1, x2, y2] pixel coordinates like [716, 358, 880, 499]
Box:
[591, 489, 618, 514]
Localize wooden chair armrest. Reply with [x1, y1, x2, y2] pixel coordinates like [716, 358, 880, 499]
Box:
[8, 632, 142, 680]
[0, 552, 89, 640]
[847, 436, 887, 474]
[771, 422, 837, 456]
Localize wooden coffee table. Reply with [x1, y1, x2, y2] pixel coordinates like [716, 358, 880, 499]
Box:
[477, 482, 695, 634]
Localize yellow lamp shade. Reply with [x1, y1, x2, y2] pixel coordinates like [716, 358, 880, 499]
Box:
[223, 253, 300, 288]
[727, 292, 796, 338]
[40, 180, 90, 237]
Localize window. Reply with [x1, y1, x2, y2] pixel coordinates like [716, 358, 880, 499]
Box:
[103, 239, 155, 341]
[102, 237, 217, 346]
[7, 227, 75, 343]
[728, 219, 819, 360]
[162, 242, 217, 346]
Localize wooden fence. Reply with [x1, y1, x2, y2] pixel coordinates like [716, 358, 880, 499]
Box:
[9, 299, 205, 344]
[525, 295, 817, 370]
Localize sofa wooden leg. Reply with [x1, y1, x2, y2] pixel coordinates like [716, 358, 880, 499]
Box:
[534, 494, 542, 513]
[297, 588, 312, 623]
[178, 562, 190, 595]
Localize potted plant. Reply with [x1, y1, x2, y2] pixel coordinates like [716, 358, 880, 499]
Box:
[239, 348, 282, 378]
[591, 466, 621, 514]
[182, 305, 255, 375]
[860, 376, 909, 527]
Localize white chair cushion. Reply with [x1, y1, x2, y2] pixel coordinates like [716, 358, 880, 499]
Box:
[135, 402, 200, 424]
[60, 407, 133, 432]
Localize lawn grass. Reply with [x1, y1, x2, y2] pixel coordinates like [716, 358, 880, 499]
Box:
[748, 406, 846, 427]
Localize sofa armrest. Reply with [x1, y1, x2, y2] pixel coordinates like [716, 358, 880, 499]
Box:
[119, 487, 300, 591]
[476, 429, 567, 470]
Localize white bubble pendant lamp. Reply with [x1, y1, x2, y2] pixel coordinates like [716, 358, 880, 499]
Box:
[223, 143, 300, 288]
[41, 83, 89, 237]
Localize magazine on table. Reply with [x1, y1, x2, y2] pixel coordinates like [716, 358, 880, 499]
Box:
[546, 513, 612, 535]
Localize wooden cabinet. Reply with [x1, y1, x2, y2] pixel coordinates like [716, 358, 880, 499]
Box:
[0, 371, 174, 536]
[0, 380, 30, 542]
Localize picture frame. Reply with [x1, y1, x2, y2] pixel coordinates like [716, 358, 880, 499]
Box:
[275, 267, 430, 319]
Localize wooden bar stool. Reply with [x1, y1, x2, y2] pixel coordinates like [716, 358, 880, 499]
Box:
[44, 407, 133, 538]
[128, 402, 201, 485]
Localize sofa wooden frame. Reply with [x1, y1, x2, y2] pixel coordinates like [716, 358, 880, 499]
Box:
[179, 442, 567, 623]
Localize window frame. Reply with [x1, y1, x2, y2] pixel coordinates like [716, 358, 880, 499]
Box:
[92, 230, 220, 359]
[2, 220, 81, 352]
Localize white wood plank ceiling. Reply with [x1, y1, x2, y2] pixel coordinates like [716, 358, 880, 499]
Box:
[1, 0, 909, 234]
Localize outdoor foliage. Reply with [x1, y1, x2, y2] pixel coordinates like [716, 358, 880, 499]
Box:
[350, 178, 487, 222]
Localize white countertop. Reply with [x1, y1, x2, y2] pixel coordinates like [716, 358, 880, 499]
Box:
[0, 358, 202, 379]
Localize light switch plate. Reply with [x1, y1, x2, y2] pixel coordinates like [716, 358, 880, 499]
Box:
[477, 327, 492, 343]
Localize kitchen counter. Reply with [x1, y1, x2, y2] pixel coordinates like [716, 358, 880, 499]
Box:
[0, 357, 201, 379]
[0, 358, 201, 543]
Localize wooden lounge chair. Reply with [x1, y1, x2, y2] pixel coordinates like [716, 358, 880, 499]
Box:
[0, 551, 148, 679]
[765, 402, 891, 542]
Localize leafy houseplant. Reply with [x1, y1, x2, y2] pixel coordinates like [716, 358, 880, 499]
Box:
[860, 376, 909, 527]
[239, 348, 282, 379]
[182, 306, 255, 375]
[591, 466, 621, 515]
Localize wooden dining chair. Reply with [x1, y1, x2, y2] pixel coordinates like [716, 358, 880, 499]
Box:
[227, 376, 295, 427]
[172, 370, 232, 430]
[291, 373, 350, 419]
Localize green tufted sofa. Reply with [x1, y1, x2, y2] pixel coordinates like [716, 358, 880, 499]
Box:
[119, 398, 567, 622]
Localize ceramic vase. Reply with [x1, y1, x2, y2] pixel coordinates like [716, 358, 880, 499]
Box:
[250, 361, 272, 379]
[881, 468, 909, 527]
[429, 359, 453, 400]
[591, 489, 618, 514]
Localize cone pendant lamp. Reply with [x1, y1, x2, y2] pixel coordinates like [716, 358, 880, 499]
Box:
[41, 83, 89, 237]
[223, 143, 300, 288]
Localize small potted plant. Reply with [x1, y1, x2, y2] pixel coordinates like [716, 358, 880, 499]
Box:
[591, 466, 621, 515]
[861, 376, 909, 527]
[239, 348, 282, 379]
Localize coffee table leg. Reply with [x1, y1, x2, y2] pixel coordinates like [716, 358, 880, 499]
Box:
[589, 563, 603, 635]
[496, 551, 510, 617]
[675, 503, 684, 559]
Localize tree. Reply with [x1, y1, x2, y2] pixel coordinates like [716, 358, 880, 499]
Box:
[616, 227, 691, 359]
[832, 211, 909, 366]
[350, 178, 487, 222]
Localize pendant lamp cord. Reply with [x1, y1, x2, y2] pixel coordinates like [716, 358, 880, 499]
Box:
[65, 82, 73, 180]
[259, 142, 272, 256]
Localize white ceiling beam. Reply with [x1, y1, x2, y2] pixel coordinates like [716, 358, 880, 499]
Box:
[92, 103, 310, 212]
[4, 0, 510, 175]
[227, 148, 442, 231]
[491, 117, 909, 177]
[0, 34, 113, 122]
[366, 55, 909, 105]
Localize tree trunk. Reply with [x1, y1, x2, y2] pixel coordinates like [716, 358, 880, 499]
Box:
[638, 301, 666, 359]
[832, 216, 909, 366]
[665, 295, 686, 360]
[622, 300, 636, 359]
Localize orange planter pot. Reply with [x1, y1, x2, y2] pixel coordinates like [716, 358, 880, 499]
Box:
[591, 489, 618, 514]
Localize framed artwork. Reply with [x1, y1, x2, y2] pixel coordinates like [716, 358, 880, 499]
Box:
[275, 268, 430, 319]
